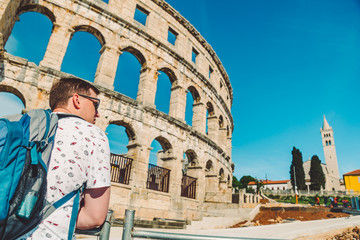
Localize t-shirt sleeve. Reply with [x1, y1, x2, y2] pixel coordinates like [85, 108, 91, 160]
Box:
[86, 129, 111, 189]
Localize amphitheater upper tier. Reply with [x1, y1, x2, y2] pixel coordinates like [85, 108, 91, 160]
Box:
[0, 0, 235, 220]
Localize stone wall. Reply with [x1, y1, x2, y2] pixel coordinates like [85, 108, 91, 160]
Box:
[0, 0, 234, 221]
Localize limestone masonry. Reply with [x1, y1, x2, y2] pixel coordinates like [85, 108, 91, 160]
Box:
[0, 0, 237, 220]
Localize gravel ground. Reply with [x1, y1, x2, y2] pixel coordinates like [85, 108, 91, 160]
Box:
[295, 226, 360, 240]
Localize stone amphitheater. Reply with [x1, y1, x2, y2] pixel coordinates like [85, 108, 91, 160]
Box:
[0, 0, 255, 221]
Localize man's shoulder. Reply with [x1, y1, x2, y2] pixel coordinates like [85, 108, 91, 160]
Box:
[58, 117, 106, 138]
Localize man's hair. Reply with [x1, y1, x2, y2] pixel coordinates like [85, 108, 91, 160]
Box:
[49, 77, 100, 110]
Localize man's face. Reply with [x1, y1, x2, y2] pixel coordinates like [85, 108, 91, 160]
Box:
[78, 89, 100, 124]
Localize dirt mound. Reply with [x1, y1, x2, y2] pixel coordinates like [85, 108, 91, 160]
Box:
[230, 207, 349, 228]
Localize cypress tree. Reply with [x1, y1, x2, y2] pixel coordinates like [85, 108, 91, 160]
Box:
[309, 155, 326, 190]
[290, 147, 306, 190]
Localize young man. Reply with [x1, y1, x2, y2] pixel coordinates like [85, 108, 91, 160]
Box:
[20, 77, 111, 239]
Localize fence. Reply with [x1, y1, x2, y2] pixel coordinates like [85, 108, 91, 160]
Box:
[146, 164, 170, 193]
[232, 193, 260, 205]
[181, 175, 197, 199]
[121, 209, 285, 240]
[110, 154, 133, 185]
[262, 188, 360, 197]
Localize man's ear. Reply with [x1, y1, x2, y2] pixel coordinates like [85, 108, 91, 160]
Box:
[72, 94, 81, 110]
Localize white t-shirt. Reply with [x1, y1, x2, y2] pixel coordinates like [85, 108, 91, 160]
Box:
[19, 116, 110, 240]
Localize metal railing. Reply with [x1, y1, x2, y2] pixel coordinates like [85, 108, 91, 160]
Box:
[110, 154, 133, 185]
[181, 175, 197, 199]
[121, 209, 286, 240]
[232, 194, 239, 203]
[146, 164, 170, 193]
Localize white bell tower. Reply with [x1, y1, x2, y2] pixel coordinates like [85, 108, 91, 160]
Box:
[320, 115, 340, 191]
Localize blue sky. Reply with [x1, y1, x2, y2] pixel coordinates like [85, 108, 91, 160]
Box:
[2, 0, 360, 180]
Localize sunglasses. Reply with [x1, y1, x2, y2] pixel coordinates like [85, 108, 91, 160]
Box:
[78, 94, 100, 111]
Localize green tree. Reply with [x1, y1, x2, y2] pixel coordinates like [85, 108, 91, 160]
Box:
[232, 176, 241, 193]
[255, 179, 264, 194]
[239, 175, 256, 189]
[290, 147, 306, 191]
[309, 155, 326, 190]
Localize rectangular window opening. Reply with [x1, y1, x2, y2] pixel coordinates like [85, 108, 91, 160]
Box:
[192, 47, 199, 63]
[209, 66, 213, 79]
[134, 5, 149, 26]
[168, 27, 178, 45]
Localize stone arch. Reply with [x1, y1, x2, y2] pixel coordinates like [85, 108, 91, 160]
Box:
[17, 4, 56, 23]
[184, 149, 199, 167]
[158, 67, 177, 84]
[154, 136, 172, 152]
[218, 115, 224, 128]
[206, 102, 215, 116]
[187, 86, 201, 103]
[154, 67, 176, 114]
[219, 168, 224, 180]
[121, 46, 146, 67]
[0, 85, 26, 107]
[72, 25, 106, 46]
[109, 120, 137, 142]
[205, 160, 214, 173]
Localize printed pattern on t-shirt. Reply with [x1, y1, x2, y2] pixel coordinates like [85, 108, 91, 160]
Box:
[21, 117, 110, 240]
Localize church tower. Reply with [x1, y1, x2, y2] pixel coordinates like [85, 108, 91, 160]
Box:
[320, 115, 340, 191]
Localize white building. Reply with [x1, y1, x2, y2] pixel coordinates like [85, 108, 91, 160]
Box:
[302, 116, 342, 191]
[248, 180, 292, 191]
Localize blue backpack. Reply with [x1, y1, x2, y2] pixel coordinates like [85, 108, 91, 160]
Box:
[0, 109, 82, 240]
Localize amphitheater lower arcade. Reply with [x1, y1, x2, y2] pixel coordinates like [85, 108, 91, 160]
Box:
[0, 0, 236, 221]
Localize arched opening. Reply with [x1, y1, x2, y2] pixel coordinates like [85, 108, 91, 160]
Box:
[181, 149, 198, 199]
[147, 136, 172, 192]
[185, 91, 194, 126]
[0, 91, 25, 117]
[114, 47, 145, 99]
[205, 159, 217, 200]
[105, 122, 136, 185]
[154, 69, 173, 114]
[5, 11, 53, 65]
[106, 123, 135, 155]
[219, 115, 224, 129]
[183, 149, 198, 174]
[149, 139, 163, 166]
[206, 102, 215, 134]
[61, 29, 102, 81]
[205, 160, 214, 174]
[185, 86, 200, 126]
[219, 168, 224, 184]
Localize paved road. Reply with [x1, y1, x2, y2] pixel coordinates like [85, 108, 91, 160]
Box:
[78, 215, 360, 240]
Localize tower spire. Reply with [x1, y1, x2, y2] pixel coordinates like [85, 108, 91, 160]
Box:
[322, 115, 331, 130]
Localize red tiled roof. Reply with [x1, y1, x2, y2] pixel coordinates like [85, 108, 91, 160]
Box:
[248, 180, 290, 185]
[343, 169, 360, 176]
